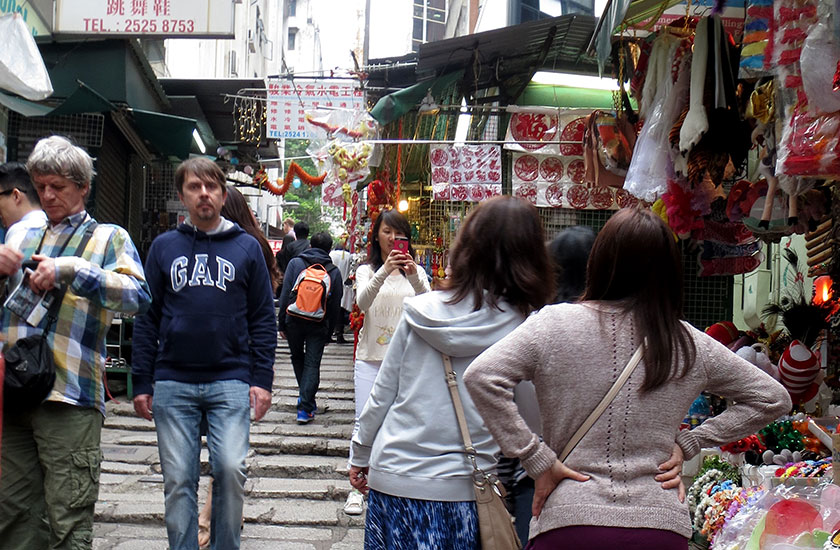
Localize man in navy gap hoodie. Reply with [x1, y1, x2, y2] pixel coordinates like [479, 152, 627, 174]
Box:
[131, 158, 276, 550]
[277, 231, 342, 424]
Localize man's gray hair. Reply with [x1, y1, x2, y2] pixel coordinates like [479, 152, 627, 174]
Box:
[26, 135, 95, 188]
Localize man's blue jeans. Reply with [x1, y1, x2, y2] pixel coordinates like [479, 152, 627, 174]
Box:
[153, 379, 250, 550]
[284, 319, 329, 413]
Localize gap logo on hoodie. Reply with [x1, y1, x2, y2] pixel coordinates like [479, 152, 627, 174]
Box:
[170, 254, 236, 292]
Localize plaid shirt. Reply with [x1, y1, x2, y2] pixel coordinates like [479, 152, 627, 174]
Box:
[2, 211, 151, 414]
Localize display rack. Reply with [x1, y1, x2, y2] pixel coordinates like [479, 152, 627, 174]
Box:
[105, 313, 134, 398]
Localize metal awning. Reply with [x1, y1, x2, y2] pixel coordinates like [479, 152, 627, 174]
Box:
[130, 109, 197, 160]
[415, 14, 606, 103]
[0, 90, 52, 117]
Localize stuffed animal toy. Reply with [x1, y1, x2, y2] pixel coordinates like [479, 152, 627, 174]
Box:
[736, 343, 779, 380]
[778, 340, 821, 403]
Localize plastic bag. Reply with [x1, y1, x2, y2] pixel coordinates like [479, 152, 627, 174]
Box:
[800, 21, 840, 114]
[0, 14, 53, 100]
[624, 52, 690, 203]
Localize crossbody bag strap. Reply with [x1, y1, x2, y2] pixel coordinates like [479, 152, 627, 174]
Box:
[441, 353, 479, 465]
[559, 342, 645, 462]
[44, 222, 98, 324]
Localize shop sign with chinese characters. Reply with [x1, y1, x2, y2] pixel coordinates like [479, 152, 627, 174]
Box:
[266, 79, 365, 140]
[54, 0, 234, 37]
[430, 145, 502, 202]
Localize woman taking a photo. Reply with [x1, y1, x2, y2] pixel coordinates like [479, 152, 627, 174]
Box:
[464, 208, 791, 549]
[347, 196, 555, 549]
[344, 208, 430, 515]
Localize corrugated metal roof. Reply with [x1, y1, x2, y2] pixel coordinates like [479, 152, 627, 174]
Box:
[415, 14, 607, 102]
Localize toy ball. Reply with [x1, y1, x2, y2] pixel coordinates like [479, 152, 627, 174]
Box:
[778, 340, 820, 404]
[230, 157, 239, 166]
[293, 177, 301, 188]
[244, 165, 254, 175]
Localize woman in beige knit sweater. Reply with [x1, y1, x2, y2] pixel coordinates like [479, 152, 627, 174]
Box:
[464, 208, 791, 550]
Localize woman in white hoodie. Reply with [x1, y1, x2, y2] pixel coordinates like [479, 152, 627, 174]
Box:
[347, 196, 554, 550]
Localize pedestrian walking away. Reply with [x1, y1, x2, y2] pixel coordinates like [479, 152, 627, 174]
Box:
[277, 231, 343, 424]
[131, 157, 276, 550]
[0, 136, 151, 550]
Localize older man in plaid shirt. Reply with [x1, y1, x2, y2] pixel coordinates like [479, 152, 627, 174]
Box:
[0, 136, 151, 550]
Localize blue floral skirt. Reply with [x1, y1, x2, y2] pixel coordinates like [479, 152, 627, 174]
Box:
[365, 489, 479, 550]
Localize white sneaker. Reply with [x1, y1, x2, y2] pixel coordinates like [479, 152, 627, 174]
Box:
[343, 489, 365, 515]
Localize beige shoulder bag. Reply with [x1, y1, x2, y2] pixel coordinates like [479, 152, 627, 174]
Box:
[442, 353, 522, 550]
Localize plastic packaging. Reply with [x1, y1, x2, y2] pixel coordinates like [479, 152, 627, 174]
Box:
[712, 480, 840, 550]
[624, 51, 690, 203]
[0, 13, 53, 100]
[800, 21, 840, 114]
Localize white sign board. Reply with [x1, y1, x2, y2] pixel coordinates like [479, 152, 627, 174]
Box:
[54, 0, 234, 37]
[266, 78, 365, 140]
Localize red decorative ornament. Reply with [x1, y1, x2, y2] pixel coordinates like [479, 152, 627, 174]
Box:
[833, 59, 840, 92]
[262, 162, 327, 196]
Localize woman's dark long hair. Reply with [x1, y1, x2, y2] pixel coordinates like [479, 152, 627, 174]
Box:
[445, 196, 553, 317]
[549, 226, 596, 304]
[221, 186, 281, 290]
[368, 209, 415, 271]
[581, 208, 696, 391]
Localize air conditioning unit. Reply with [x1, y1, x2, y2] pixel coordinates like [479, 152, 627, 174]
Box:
[227, 50, 238, 77]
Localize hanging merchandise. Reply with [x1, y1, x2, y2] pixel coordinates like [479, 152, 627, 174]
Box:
[774, 0, 840, 178]
[625, 32, 691, 202]
[306, 109, 381, 209]
[504, 106, 565, 155]
[738, 0, 774, 78]
[582, 109, 637, 188]
[507, 108, 637, 209]
[429, 145, 502, 202]
[695, 199, 763, 276]
[256, 162, 327, 197]
[800, 20, 840, 114]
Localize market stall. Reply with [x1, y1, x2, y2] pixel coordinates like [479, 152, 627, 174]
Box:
[585, 0, 840, 547]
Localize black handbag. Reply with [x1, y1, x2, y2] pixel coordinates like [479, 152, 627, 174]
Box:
[4, 331, 56, 410]
[2, 222, 97, 410]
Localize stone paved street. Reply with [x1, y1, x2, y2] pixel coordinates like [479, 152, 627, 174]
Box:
[93, 341, 364, 549]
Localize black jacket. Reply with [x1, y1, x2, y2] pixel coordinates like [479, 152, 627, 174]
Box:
[276, 238, 309, 272]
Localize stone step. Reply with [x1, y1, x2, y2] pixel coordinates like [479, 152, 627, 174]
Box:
[100, 444, 350, 479]
[99, 474, 356, 501]
[95, 495, 364, 528]
[93, 522, 363, 550]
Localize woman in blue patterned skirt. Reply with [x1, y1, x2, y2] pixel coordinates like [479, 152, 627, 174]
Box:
[347, 196, 555, 549]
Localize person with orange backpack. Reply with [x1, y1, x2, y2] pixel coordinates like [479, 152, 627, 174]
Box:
[277, 231, 343, 424]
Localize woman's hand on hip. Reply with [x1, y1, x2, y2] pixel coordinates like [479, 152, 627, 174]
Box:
[656, 443, 686, 503]
[349, 465, 369, 494]
[532, 460, 589, 517]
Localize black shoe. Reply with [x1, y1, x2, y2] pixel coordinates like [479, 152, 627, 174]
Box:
[336, 335, 348, 344]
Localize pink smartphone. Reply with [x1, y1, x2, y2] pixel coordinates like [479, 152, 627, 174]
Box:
[394, 237, 409, 254]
